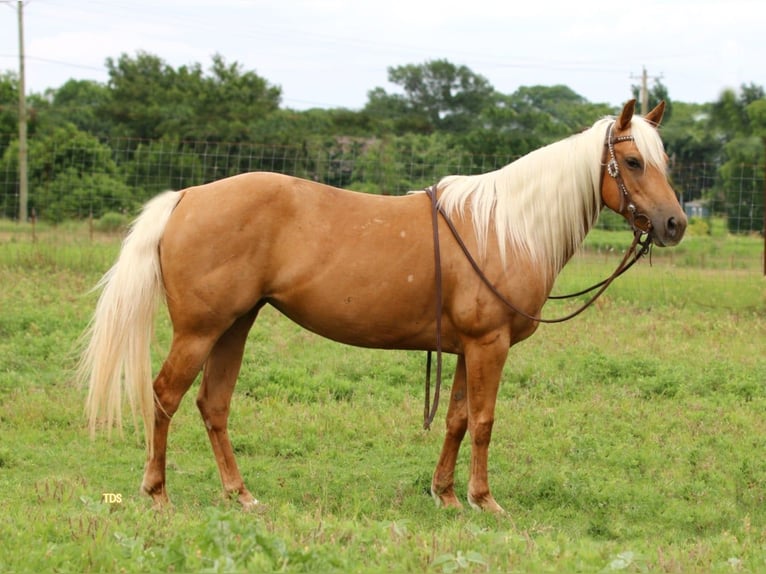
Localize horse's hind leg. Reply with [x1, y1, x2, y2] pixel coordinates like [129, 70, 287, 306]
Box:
[196, 309, 259, 509]
[431, 355, 468, 509]
[142, 333, 216, 507]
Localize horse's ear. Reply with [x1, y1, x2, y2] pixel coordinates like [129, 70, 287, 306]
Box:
[616, 99, 637, 130]
[644, 100, 666, 128]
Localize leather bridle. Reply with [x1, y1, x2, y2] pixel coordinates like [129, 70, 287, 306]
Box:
[601, 121, 653, 235]
[422, 122, 654, 429]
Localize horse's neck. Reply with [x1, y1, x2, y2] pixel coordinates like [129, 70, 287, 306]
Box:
[441, 126, 602, 285]
[507, 143, 601, 279]
[561, 202, 603, 269]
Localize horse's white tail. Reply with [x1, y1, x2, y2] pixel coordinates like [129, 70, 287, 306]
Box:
[79, 191, 183, 454]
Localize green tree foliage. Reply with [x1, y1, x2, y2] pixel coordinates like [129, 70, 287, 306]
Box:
[364, 87, 423, 134]
[124, 136, 204, 199]
[101, 51, 281, 142]
[1, 123, 131, 221]
[0, 71, 18, 155]
[192, 54, 282, 142]
[458, 85, 613, 167]
[505, 85, 612, 137]
[719, 136, 763, 233]
[0, 72, 47, 157]
[710, 85, 765, 233]
[364, 59, 496, 134]
[1, 53, 764, 230]
[348, 132, 471, 195]
[660, 103, 721, 208]
[33, 79, 113, 137]
[711, 89, 750, 140]
[101, 51, 181, 140]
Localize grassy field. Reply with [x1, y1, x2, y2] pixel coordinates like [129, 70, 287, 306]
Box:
[0, 223, 765, 572]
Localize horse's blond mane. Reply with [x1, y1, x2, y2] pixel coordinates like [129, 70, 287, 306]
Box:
[435, 115, 666, 279]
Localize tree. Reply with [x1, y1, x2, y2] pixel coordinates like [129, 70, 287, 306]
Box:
[364, 59, 496, 134]
[363, 86, 419, 134]
[101, 51, 183, 140]
[124, 136, 204, 199]
[661, 102, 721, 207]
[503, 85, 612, 137]
[457, 85, 613, 164]
[101, 52, 281, 142]
[0, 123, 131, 221]
[350, 132, 468, 194]
[711, 89, 747, 141]
[192, 54, 282, 142]
[0, 72, 46, 157]
[42, 79, 113, 137]
[710, 84, 765, 232]
[0, 71, 18, 155]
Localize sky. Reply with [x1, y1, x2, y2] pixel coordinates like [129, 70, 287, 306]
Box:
[0, 0, 762, 111]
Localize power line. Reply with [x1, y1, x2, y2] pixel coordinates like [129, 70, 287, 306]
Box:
[0, 53, 105, 72]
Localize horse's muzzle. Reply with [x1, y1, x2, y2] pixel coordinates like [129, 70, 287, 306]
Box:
[652, 213, 687, 247]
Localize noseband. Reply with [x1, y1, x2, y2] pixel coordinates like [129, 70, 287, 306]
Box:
[602, 121, 653, 235]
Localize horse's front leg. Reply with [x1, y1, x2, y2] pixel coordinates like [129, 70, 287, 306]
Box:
[464, 333, 510, 513]
[431, 355, 468, 509]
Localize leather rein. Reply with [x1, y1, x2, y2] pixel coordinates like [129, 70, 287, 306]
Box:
[423, 121, 653, 429]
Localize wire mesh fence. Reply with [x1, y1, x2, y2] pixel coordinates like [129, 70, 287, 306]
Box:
[0, 133, 763, 242]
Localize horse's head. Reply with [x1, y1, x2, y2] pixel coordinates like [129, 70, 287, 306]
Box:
[600, 99, 686, 247]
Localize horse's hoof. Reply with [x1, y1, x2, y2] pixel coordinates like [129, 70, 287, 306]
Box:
[241, 498, 268, 514]
[431, 487, 463, 510]
[234, 491, 268, 514]
[467, 493, 506, 514]
[141, 483, 171, 510]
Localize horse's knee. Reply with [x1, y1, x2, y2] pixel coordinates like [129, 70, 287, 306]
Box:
[197, 402, 225, 430]
[469, 417, 495, 447]
[445, 410, 467, 436]
[445, 393, 468, 436]
[195, 395, 212, 423]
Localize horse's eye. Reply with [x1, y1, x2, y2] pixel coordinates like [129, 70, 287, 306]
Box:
[625, 157, 642, 170]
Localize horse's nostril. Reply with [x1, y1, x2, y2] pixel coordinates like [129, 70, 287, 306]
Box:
[667, 217, 678, 237]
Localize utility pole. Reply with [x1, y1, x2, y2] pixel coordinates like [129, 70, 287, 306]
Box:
[17, 0, 28, 223]
[630, 66, 663, 115]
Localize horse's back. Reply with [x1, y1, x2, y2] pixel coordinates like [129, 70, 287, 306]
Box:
[167, 171, 412, 231]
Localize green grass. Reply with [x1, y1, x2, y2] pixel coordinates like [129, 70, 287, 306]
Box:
[584, 224, 764, 271]
[0, 230, 765, 572]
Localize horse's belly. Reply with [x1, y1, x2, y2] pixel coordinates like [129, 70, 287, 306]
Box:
[267, 286, 439, 351]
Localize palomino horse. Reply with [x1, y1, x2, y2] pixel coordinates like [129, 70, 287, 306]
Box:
[80, 100, 685, 512]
